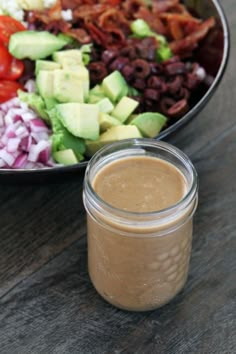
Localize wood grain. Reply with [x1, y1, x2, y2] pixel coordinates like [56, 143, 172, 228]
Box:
[0, 2, 235, 353]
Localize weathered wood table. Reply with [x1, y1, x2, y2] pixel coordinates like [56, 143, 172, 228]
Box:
[0, 2, 235, 353]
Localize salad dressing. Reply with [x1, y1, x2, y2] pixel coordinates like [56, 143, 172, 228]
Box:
[84, 142, 198, 311]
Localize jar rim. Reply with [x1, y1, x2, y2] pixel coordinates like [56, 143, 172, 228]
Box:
[84, 139, 198, 228]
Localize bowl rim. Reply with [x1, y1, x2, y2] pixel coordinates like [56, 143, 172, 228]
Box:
[0, 0, 230, 177]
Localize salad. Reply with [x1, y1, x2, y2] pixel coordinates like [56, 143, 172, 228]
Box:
[0, 0, 215, 169]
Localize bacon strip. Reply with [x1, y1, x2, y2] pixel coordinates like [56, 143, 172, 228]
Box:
[170, 17, 216, 56]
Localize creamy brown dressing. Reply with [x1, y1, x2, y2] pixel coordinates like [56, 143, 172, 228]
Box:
[93, 156, 187, 213]
[87, 155, 194, 311]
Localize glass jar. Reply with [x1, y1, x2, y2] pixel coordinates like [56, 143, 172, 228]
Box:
[83, 139, 198, 311]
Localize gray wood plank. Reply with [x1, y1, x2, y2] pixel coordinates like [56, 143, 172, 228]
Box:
[0, 176, 86, 298]
[0, 1, 235, 354]
[0, 127, 235, 354]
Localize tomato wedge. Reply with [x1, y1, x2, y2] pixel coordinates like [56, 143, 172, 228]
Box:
[6, 57, 24, 81]
[0, 44, 24, 80]
[0, 44, 12, 78]
[0, 16, 26, 45]
[0, 80, 24, 103]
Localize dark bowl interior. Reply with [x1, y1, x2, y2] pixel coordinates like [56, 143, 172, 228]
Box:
[0, 0, 230, 183]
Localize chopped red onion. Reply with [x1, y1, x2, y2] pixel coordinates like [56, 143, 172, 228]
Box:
[0, 97, 54, 169]
[28, 141, 51, 162]
[12, 153, 28, 169]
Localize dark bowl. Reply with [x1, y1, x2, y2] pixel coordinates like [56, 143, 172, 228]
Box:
[0, 0, 230, 183]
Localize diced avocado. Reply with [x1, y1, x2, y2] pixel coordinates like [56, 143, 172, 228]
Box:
[88, 94, 104, 104]
[53, 70, 84, 103]
[111, 96, 139, 123]
[131, 112, 167, 138]
[90, 85, 105, 96]
[35, 60, 61, 75]
[52, 49, 83, 65]
[97, 98, 114, 113]
[126, 114, 138, 124]
[120, 85, 129, 98]
[48, 108, 86, 160]
[56, 103, 100, 140]
[9, 31, 70, 60]
[17, 90, 49, 122]
[102, 71, 128, 102]
[36, 70, 54, 99]
[100, 125, 142, 142]
[57, 33, 76, 46]
[99, 113, 120, 132]
[61, 66, 89, 99]
[85, 125, 142, 157]
[53, 149, 79, 165]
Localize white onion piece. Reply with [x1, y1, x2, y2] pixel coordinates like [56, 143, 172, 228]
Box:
[7, 138, 21, 153]
[0, 158, 5, 168]
[24, 80, 36, 93]
[0, 149, 15, 166]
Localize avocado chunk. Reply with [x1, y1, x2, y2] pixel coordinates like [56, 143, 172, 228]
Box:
[99, 113, 120, 132]
[131, 112, 167, 138]
[125, 114, 138, 124]
[17, 90, 49, 122]
[112, 96, 139, 123]
[90, 85, 105, 96]
[56, 103, 100, 140]
[36, 70, 54, 99]
[85, 125, 142, 157]
[9, 31, 70, 60]
[53, 70, 84, 103]
[53, 149, 79, 165]
[48, 108, 86, 160]
[35, 60, 61, 75]
[102, 71, 128, 102]
[53, 49, 83, 65]
[88, 94, 104, 104]
[97, 98, 114, 113]
[100, 125, 142, 142]
[62, 65, 89, 99]
[88, 85, 106, 103]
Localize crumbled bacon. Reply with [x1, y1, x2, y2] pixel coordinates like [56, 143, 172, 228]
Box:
[170, 17, 216, 56]
[25, 0, 216, 59]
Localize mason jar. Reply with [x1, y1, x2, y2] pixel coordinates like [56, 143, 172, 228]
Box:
[83, 139, 198, 311]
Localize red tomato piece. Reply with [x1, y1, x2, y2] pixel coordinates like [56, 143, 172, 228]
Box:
[0, 80, 24, 103]
[0, 44, 12, 78]
[5, 58, 24, 81]
[0, 15, 26, 45]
